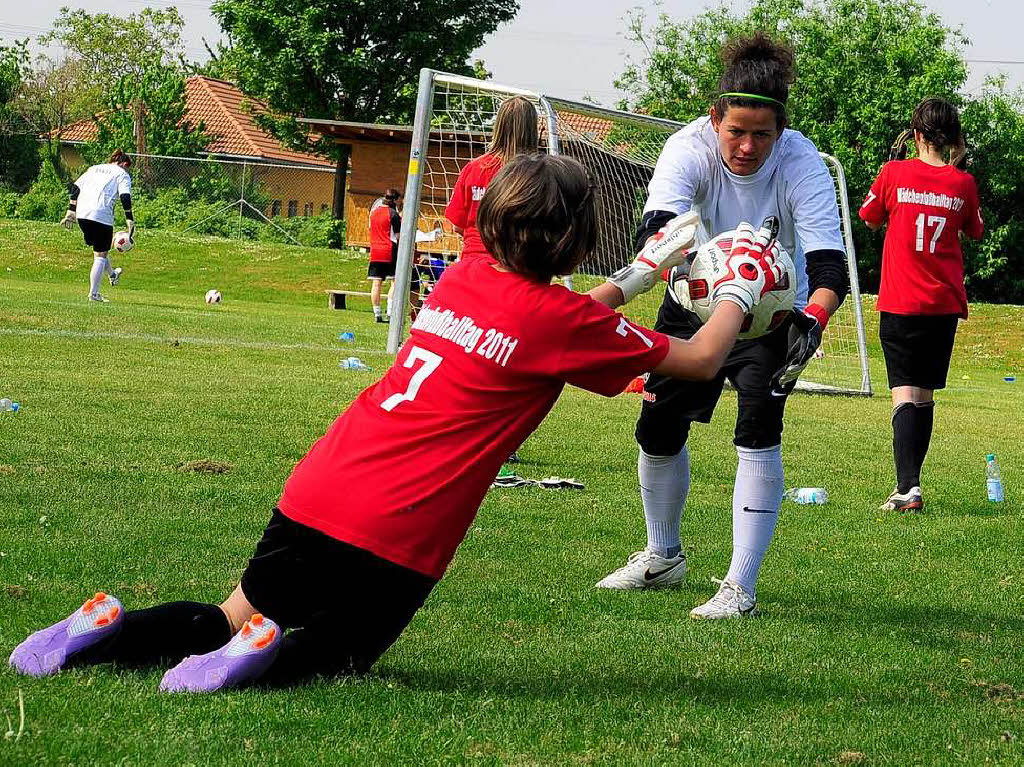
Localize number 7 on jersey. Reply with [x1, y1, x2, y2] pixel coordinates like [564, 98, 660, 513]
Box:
[380, 347, 443, 412]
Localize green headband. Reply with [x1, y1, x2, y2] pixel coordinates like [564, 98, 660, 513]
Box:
[719, 92, 787, 108]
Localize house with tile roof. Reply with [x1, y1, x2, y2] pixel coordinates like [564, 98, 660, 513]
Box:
[55, 76, 338, 221]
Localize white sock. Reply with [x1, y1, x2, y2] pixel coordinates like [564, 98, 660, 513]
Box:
[103, 259, 114, 276]
[639, 447, 690, 558]
[385, 294, 394, 317]
[725, 445, 784, 597]
[373, 305, 382, 318]
[89, 256, 107, 296]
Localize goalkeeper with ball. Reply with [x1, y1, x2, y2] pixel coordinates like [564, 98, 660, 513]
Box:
[61, 148, 135, 303]
[10, 154, 786, 691]
[597, 32, 850, 619]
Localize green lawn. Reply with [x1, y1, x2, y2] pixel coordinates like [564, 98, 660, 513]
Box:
[1, 219, 1022, 765]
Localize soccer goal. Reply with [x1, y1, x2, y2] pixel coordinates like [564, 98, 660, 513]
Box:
[391, 69, 872, 396]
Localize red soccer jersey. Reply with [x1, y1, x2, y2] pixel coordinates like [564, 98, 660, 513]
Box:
[859, 159, 983, 317]
[369, 204, 398, 263]
[279, 258, 670, 578]
[445, 154, 503, 263]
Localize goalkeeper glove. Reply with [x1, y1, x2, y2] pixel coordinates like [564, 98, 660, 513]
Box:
[706, 220, 787, 314]
[60, 210, 76, 230]
[127, 220, 136, 241]
[769, 304, 829, 395]
[609, 210, 699, 303]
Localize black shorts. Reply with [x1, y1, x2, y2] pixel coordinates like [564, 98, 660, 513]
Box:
[240, 509, 437, 675]
[367, 258, 421, 292]
[367, 259, 395, 279]
[636, 291, 795, 454]
[78, 219, 113, 252]
[879, 311, 959, 390]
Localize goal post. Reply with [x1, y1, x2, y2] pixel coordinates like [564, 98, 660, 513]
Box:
[392, 68, 871, 396]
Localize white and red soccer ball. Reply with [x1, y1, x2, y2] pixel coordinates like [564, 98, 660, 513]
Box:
[113, 231, 133, 253]
[673, 234, 797, 340]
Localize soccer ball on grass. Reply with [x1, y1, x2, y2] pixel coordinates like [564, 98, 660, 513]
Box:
[205, 289, 222, 304]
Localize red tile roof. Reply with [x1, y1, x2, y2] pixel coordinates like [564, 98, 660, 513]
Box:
[56, 76, 333, 167]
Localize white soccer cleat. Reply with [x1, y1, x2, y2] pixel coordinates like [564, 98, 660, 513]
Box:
[88, 293, 109, 303]
[110, 267, 122, 287]
[595, 549, 687, 590]
[879, 486, 923, 512]
[690, 577, 757, 619]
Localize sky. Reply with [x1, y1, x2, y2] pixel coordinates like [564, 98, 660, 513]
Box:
[3, 0, 1021, 106]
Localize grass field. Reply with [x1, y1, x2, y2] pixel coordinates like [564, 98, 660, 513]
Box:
[1, 219, 1022, 765]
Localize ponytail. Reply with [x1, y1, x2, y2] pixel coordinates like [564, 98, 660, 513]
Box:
[108, 149, 132, 168]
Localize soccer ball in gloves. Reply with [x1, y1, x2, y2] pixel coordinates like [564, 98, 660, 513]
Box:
[673, 231, 796, 339]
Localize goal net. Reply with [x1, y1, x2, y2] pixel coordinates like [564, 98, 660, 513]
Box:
[391, 70, 871, 396]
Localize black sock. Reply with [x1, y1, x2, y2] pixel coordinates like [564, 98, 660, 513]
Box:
[912, 401, 935, 489]
[892, 402, 918, 493]
[77, 601, 232, 668]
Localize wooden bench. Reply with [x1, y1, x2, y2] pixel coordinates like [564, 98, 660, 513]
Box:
[326, 289, 373, 310]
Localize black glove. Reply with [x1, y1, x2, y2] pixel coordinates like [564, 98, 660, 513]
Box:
[770, 310, 823, 396]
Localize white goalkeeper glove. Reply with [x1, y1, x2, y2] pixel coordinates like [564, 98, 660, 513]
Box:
[705, 219, 787, 314]
[609, 210, 699, 303]
[60, 210, 76, 230]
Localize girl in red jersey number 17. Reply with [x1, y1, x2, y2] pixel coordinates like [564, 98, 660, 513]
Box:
[10, 155, 785, 692]
[859, 97, 984, 512]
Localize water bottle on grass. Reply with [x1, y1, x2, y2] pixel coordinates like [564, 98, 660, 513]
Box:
[0, 398, 19, 413]
[986, 454, 1005, 503]
[784, 487, 828, 505]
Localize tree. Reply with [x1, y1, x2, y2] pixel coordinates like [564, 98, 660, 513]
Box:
[16, 55, 99, 177]
[0, 40, 40, 191]
[959, 78, 1024, 303]
[87, 64, 208, 160]
[211, 0, 519, 218]
[41, 7, 186, 89]
[616, 0, 969, 291]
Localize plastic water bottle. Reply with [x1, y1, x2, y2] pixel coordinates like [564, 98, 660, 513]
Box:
[338, 331, 355, 342]
[785, 487, 828, 505]
[986, 454, 1005, 503]
[0, 398, 19, 413]
[339, 356, 370, 371]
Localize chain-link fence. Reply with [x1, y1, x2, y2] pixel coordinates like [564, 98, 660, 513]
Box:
[124, 153, 342, 247]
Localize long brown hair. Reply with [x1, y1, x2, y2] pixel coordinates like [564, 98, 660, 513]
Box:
[477, 154, 596, 282]
[489, 96, 539, 162]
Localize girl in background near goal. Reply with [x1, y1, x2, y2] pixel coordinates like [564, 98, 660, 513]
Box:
[9, 154, 784, 692]
[596, 33, 850, 619]
[367, 188, 405, 322]
[859, 97, 983, 512]
[61, 148, 135, 303]
[445, 95, 539, 265]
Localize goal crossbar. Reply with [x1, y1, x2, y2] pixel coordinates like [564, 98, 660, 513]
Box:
[390, 68, 871, 396]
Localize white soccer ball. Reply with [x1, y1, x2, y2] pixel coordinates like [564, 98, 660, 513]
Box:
[205, 289, 222, 304]
[672, 237, 797, 340]
[113, 231, 133, 253]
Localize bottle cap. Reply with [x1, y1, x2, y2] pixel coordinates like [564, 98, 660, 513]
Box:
[986, 454, 995, 461]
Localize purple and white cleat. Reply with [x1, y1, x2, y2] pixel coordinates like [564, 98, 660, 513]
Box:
[160, 613, 281, 693]
[9, 592, 124, 677]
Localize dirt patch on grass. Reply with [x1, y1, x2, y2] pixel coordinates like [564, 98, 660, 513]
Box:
[0, 465, 15, 475]
[836, 752, 867, 764]
[4, 584, 28, 599]
[978, 681, 1023, 702]
[176, 459, 233, 474]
